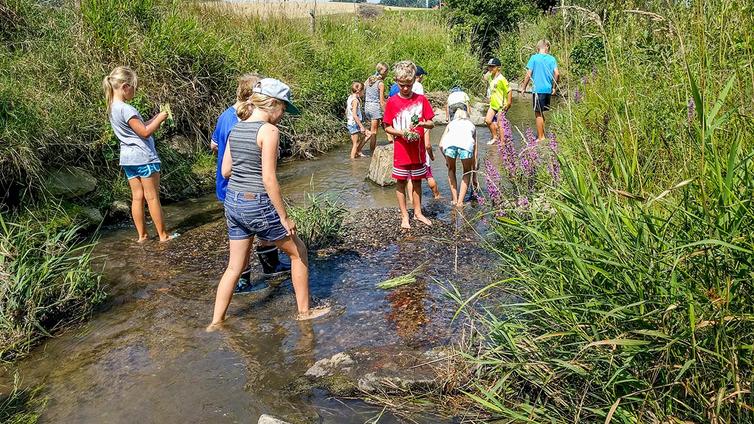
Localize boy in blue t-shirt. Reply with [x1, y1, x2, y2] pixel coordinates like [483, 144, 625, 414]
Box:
[211, 74, 290, 292]
[521, 39, 560, 141]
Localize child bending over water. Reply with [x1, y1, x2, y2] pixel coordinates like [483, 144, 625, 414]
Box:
[103, 66, 175, 242]
[439, 109, 477, 207]
[209, 78, 330, 329]
[383, 61, 435, 229]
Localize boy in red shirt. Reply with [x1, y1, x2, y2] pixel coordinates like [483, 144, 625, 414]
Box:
[383, 61, 435, 229]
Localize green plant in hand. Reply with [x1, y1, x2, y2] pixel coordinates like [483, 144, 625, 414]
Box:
[160, 103, 174, 127]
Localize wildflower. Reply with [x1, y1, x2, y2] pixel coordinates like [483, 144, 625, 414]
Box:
[484, 160, 502, 204]
[500, 137, 517, 176]
[498, 111, 513, 143]
[495, 209, 507, 218]
[547, 132, 561, 182]
[517, 196, 530, 209]
[687, 98, 696, 124]
[522, 127, 539, 176]
[477, 195, 486, 206]
[573, 87, 583, 103]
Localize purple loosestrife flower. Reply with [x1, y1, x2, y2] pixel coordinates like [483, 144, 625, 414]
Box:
[687, 98, 696, 124]
[573, 87, 583, 103]
[517, 196, 530, 209]
[522, 127, 539, 176]
[484, 160, 502, 204]
[501, 137, 517, 177]
[547, 132, 561, 182]
[477, 195, 486, 206]
[495, 209, 507, 218]
[499, 111, 513, 143]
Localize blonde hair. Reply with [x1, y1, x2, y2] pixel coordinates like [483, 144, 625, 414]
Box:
[103, 66, 137, 115]
[453, 109, 469, 120]
[350, 81, 364, 94]
[237, 92, 283, 121]
[367, 62, 388, 85]
[393, 61, 416, 81]
[236, 73, 262, 103]
[536, 39, 551, 52]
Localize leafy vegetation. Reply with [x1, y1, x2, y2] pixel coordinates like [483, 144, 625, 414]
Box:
[0, 376, 45, 424]
[463, 0, 754, 421]
[0, 210, 105, 361]
[287, 193, 348, 249]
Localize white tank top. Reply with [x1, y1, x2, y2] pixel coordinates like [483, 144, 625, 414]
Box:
[440, 119, 476, 152]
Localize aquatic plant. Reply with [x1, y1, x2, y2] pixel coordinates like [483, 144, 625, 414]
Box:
[287, 192, 347, 249]
[0, 375, 46, 423]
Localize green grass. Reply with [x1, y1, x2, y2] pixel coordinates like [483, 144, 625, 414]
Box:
[0, 376, 46, 424]
[0, 209, 105, 361]
[460, 1, 754, 422]
[287, 192, 348, 249]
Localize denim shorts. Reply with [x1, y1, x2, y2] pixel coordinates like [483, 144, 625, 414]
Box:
[346, 122, 360, 135]
[123, 163, 160, 179]
[224, 189, 288, 242]
[443, 146, 474, 160]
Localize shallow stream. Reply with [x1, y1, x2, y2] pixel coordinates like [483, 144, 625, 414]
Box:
[3, 99, 540, 423]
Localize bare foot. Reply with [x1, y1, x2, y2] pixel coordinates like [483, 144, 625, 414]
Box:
[433, 194, 442, 200]
[415, 214, 432, 226]
[296, 305, 331, 321]
[159, 232, 180, 243]
[205, 321, 223, 332]
[401, 216, 411, 229]
[136, 236, 149, 243]
[455, 202, 465, 208]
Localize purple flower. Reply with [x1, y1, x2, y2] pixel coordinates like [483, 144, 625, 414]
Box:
[547, 132, 560, 182]
[500, 137, 517, 176]
[687, 98, 696, 124]
[573, 87, 583, 103]
[484, 160, 502, 204]
[517, 196, 530, 209]
[498, 111, 513, 143]
[495, 209, 507, 218]
[477, 195, 486, 206]
[522, 127, 539, 176]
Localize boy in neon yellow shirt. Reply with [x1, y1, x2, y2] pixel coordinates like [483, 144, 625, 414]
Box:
[483, 58, 513, 145]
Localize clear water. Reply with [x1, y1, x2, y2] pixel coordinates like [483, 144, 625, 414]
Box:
[1, 99, 542, 423]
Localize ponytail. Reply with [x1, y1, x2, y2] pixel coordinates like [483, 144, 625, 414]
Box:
[103, 66, 137, 116]
[236, 99, 254, 121]
[367, 62, 388, 86]
[236, 92, 282, 121]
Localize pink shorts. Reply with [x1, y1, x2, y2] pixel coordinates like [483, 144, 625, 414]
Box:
[426, 165, 433, 179]
[392, 163, 428, 180]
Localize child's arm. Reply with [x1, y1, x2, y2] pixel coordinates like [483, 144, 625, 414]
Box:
[259, 125, 294, 236]
[351, 98, 366, 133]
[521, 69, 532, 94]
[424, 131, 434, 161]
[221, 141, 232, 178]
[378, 81, 386, 110]
[505, 88, 513, 111]
[384, 125, 405, 138]
[128, 112, 168, 139]
[552, 68, 560, 95]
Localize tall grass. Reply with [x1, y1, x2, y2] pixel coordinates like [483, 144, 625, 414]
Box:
[0, 210, 104, 360]
[288, 192, 347, 249]
[0, 376, 45, 424]
[462, 1, 754, 422]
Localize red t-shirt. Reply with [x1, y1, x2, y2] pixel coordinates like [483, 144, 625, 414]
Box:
[383, 93, 435, 167]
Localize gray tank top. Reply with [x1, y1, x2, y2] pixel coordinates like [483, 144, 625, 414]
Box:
[365, 78, 381, 104]
[227, 121, 267, 194]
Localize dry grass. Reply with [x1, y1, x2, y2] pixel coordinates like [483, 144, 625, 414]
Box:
[201, 1, 428, 20]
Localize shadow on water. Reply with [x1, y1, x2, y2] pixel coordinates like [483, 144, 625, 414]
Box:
[1, 98, 547, 423]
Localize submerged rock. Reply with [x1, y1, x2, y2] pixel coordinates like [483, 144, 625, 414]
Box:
[258, 415, 292, 424]
[46, 167, 97, 199]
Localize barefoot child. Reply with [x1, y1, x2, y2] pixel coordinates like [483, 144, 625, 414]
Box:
[364, 63, 388, 154]
[211, 73, 290, 294]
[209, 78, 330, 329]
[383, 61, 435, 229]
[439, 109, 476, 207]
[346, 81, 370, 158]
[103, 66, 175, 242]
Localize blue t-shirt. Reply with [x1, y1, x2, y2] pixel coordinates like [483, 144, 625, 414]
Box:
[388, 82, 399, 97]
[211, 106, 240, 201]
[526, 53, 558, 94]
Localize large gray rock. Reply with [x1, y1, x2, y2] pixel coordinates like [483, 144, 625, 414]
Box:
[46, 167, 97, 199]
[258, 415, 292, 424]
[367, 144, 395, 186]
[80, 207, 104, 227]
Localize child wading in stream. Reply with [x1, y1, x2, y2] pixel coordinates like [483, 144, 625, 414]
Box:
[211, 73, 291, 294]
[345, 81, 371, 158]
[439, 108, 477, 207]
[383, 61, 435, 229]
[209, 78, 330, 330]
[103, 66, 177, 242]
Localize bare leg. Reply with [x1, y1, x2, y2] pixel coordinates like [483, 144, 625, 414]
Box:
[369, 119, 380, 153]
[396, 179, 411, 229]
[350, 133, 360, 159]
[274, 235, 310, 313]
[127, 177, 148, 241]
[412, 179, 431, 226]
[457, 158, 474, 207]
[141, 172, 170, 241]
[445, 155, 458, 205]
[208, 237, 253, 329]
[535, 111, 546, 141]
[485, 107, 498, 142]
[428, 177, 440, 199]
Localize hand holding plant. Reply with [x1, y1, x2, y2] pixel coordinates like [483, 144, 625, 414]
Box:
[159, 103, 174, 127]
